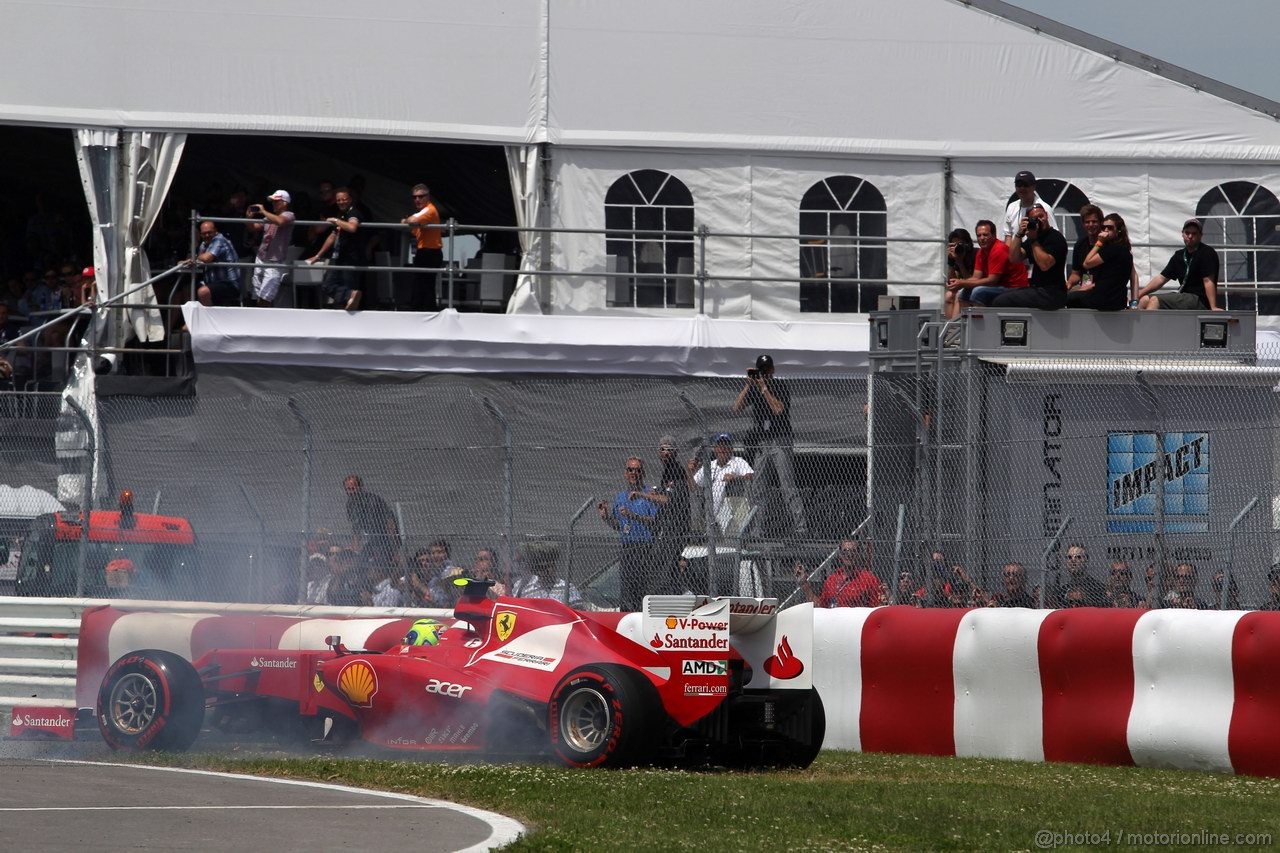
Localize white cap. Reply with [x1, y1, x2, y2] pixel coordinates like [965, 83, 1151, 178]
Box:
[269, 189, 291, 204]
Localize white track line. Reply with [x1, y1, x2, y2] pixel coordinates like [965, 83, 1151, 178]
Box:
[0, 805, 437, 811]
[40, 760, 525, 853]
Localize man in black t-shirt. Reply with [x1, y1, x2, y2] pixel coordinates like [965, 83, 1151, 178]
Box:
[1136, 218, 1221, 311]
[343, 474, 402, 574]
[306, 187, 371, 311]
[990, 203, 1068, 310]
[732, 353, 807, 538]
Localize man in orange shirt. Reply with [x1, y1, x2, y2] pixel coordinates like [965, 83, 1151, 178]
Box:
[795, 538, 882, 608]
[402, 183, 442, 311]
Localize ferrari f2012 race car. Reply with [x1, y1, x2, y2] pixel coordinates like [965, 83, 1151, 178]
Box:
[80, 581, 824, 768]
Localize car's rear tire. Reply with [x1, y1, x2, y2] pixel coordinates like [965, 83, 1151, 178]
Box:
[774, 687, 826, 769]
[549, 664, 659, 768]
[97, 650, 204, 752]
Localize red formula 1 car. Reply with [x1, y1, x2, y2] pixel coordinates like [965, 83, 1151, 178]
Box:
[80, 582, 824, 768]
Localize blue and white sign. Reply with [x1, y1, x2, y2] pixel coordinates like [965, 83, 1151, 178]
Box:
[1107, 432, 1209, 533]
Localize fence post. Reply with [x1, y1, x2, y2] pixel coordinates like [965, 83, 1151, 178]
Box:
[189, 209, 199, 300]
[238, 483, 269, 603]
[445, 217, 457, 309]
[1038, 517, 1072, 609]
[65, 397, 95, 598]
[1134, 374, 1168, 606]
[286, 398, 313, 605]
[476, 394, 515, 588]
[1223, 497, 1258, 610]
[565, 498, 595, 604]
[696, 224, 709, 315]
[678, 392, 718, 596]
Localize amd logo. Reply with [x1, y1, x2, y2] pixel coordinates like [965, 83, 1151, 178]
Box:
[681, 659, 728, 677]
[424, 678, 472, 699]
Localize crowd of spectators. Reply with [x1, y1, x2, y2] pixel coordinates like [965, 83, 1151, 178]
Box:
[792, 540, 1271, 611]
[945, 170, 1222, 316]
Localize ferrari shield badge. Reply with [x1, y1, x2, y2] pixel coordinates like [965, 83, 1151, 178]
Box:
[495, 611, 517, 642]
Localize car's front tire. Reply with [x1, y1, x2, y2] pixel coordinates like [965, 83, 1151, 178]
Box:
[97, 650, 204, 752]
[548, 664, 658, 768]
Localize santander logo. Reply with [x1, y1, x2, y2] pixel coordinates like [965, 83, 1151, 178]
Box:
[763, 635, 804, 680]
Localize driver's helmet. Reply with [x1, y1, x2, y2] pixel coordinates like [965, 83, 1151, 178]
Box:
[403, 617, 445, 647]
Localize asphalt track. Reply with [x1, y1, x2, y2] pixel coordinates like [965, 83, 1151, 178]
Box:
[0, 754, 524, 852]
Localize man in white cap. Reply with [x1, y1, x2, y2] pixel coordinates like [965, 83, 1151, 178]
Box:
[246, 190, 296, 306]
[1003, 170, 1056, 243]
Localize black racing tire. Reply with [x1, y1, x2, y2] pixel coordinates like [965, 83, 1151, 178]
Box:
[775, 688, 826, 769]
[97, 649, 205, 752]
[548, 664, 660, 769]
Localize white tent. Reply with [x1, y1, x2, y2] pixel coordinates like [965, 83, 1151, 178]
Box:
[0, 486, 64, 518]
[4, 0, 1279, 341]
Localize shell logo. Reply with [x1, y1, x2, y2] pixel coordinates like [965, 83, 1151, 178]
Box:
[336, 660, 379, 708]
[665, 616, 678, 629]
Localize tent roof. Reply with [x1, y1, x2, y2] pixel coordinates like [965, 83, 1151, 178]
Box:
[2, 0, 1278, 160]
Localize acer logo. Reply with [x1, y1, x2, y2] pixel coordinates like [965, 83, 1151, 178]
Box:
[424, 678, 472, 699]
[681, 659, 728, 676]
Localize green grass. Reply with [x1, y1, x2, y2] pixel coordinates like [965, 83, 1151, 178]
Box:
[127, 751, 1279, 851]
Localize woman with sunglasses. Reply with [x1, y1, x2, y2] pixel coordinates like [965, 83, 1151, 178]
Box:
[1067, 212, 1133, 310]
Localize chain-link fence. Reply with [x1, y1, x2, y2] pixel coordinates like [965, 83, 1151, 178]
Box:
[3, 373, 869, 607]
[6, 355, 1280, 611]
[869, 348, 1280, 611]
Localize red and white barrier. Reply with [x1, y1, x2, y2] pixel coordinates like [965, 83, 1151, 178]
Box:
[812, 606, 1280, 776]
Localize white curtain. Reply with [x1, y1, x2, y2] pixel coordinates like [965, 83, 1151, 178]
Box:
[504, 144, 546, 314]
[60, 129, 186, 506]
[122, 131, 186, 342]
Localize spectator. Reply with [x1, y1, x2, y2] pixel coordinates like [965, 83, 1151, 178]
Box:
[402, 183, 442, 312]
[1056, 543, 1107, 607]
[1066, 204, 1104, 291]
[1209, 569, 1241, 611]
[895, 569, 926, 607]
[510, 543, 586, 607]
[342, 474, 402, 575]
[993, 562, 1036, 608]
[1136, 218, 1221, 311]
[305, 552, 331, 604]
[404, 547, 448, 607]
[189, 220, 242, 307]
[0, 303, 17, 341]
[470, 546, 506, 596]
[599, 455, 658, 612]
[941, 228, 974, 319]
[246, 190, 296, 307]
[732, 353, 807, 538]
[1003, 171, 1057, 243]
[1067, 213, 1133, 310]
[1165, 562, 1206, 609]
[325, 548, 365, 607]
[306, 187, 368, 311]
[304, 180, 340, 256]
[1259, 565, 1280, 611]
[4, 278, 24, 315]
[688, 433, 754, 535]
[20, 269, 59, 316]
[1105, 560, 1141, 608]
[649, 435, 691, 589]
[795, 538, 880, 607]
[369, 563, 405, 607]
[991, 203, 1068, 311]
[948, 219, 1027, 316]
[222, 188, 251, 258]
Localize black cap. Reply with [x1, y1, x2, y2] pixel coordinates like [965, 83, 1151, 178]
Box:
[1014, 170, 1036, 185]
[755, 354, 774, 371]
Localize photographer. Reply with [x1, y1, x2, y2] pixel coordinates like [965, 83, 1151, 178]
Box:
[732, 354, 807, 538]
[990, 204, 1067, 310]
[246, 190, 296, 307]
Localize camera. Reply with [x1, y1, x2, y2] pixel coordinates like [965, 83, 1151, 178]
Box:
[1026, 218, 1040, 234]
[747, 368, 759, 379]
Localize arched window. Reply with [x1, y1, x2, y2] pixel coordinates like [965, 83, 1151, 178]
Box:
[1005, 179, 1090, 243]
[1195, 182, 1280, 313]
[604, 170, 695, 308]
[799, 176, 887, 313]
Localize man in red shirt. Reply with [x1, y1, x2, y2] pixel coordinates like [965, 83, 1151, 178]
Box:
[795, 538, 882, 608]
[949, 219, 1028, 312]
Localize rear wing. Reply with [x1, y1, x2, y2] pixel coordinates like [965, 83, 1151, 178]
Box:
[641, 595, 813, 691]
